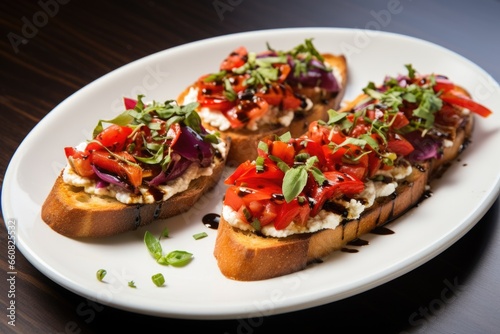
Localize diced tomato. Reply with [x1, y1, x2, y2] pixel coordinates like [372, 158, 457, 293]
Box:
[223, 186, 246, 211]
[323, 144, 345, 169]
[339, 164, 367, 181]
[227, 74, 250, 93]
[86, 124, 133, 152]
[223, 97, 268, 129]
[351, 123, 370, 138]
[440, 92, 492, 118]
[257, 83, 302, 110]
[64, 147, 94, 177]
[197, 93, 235, 114]
[295, 138, 326, 167]
[234, 160, 285, 185]
[220, 46, 248, 71]
[340, 150, 369, 180]
[274, 63, 292, 83]
[270, 140, 295, 165]
[282, 92, 303, 110]
[91, 150, 142, 188]
[196, 74, 225, 94]
[258, 202, 280, 226]
[389, 111, 410, 129]
[246, 97, 269, 120]
[367, 151, 382, 178]
[247, 200, 265, 217]
[273, 198, 310, 230]
[308, 170, 364, 217]
[323, 170, 364, 197]
[224, 160, 255, 185]
[307, 121, 332, 145]
[233, 185, 276, 203]
[387, 135, 414, 156]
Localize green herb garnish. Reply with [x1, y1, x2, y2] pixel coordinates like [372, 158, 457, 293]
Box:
[96, 269, 107, 282]
[144, 231, 193, 266]
[90, 96, 218, 172]
[151, 273, 165, 287]
[164, 251, 193, 267]
[282, 155, 325, 202]
[193, 232, 208, 240]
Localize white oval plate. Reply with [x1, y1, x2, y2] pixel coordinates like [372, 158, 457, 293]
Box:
[2, 28, 500, 320]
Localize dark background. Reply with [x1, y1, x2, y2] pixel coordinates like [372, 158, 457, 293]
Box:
[1, 1, 499, 333]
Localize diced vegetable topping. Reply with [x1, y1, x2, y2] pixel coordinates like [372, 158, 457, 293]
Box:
[223, 65, 492, 231]
[194, 39, 339, 129]
[65, 96, 221, 192]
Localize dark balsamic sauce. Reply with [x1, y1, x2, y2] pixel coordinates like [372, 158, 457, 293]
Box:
[153, 202, 162, 219]
[347, 238, 369, 247]
[134, 205, 142, 229]
[203, 213, 220, 229]
[148, 186, 164, 202]
[370, 226, 395, 235]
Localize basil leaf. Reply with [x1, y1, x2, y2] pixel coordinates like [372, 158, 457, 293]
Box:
[165, 250, 193, 267]
[279, 132, 291, 142]
[305, 156, 318, 169]
[283, 167, 307, 202]
[144, 231, 162, 261]
[310, 166, 326, 185]
[326, 109, 347, 125]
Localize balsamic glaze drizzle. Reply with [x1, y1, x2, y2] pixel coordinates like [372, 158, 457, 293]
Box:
[202, 213, 220, 229]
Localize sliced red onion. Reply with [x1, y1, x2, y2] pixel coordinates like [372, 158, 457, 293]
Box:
[148, 153, 193, 187]
[171, 125, 213, 167]
[95, 179, 109, 189]
[404, 131, 441, 162]
[286, 58, 339, 93]
[91, 165, 130, 190]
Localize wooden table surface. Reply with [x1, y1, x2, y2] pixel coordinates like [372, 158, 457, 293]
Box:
[1, 1, 499, 333]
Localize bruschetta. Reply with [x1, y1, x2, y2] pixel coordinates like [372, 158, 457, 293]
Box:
[41, 97, 229, 238]
[213, 65, 492, 281]
[178, 39, 347, 164]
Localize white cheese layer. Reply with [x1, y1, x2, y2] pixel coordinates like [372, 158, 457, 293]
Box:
[222, 162, 412, 238]
[63, 139, 227, 204]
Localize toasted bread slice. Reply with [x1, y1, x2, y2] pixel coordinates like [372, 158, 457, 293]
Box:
[179, 54, 348, 165]
[41, 149, 227, 238]
[213, 90, 475, 281]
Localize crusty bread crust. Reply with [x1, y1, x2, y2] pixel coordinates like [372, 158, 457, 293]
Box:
[179, 54, 348, 165]
[213, 98, 474, 281]
[41, 153, 227, 238]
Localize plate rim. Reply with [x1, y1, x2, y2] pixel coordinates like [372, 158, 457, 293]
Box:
[2, 27, 500, 320]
